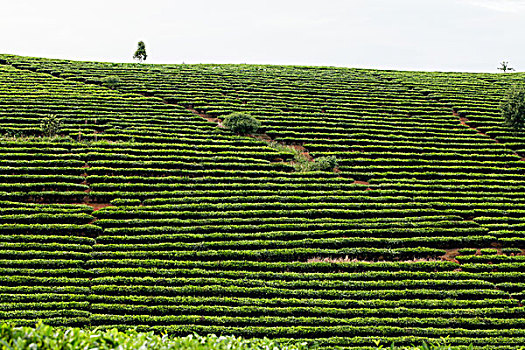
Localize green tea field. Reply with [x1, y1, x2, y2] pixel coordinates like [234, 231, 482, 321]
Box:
[0, 54, 524, 349]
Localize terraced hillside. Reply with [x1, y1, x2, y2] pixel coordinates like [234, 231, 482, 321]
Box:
[0, 54, 524, 349]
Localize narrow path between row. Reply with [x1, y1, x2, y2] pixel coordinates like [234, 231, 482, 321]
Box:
[170, 100, 318, 167]
[454, 111, 524, 159]
[140, 95, 343, 175]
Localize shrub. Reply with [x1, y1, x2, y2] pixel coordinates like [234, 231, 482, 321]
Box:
[39, 114, 62, 137]
[312, 155, 338, 171]
[101, 75, 122, 89]
[222, 112, 261, 135]
[295, 155, 338, 172]
[501, 86, 525, 132]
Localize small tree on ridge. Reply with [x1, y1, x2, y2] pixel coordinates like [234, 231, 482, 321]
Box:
[133, 41, 147, 62]
[498, 61, 515, 73]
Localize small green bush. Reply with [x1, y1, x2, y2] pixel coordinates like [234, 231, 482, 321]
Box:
[222, 112, 261, 135]
[312, 155, 338, 171]
[101, 75, 122, 89]
[501, 86, 525, 131]
[39, 114, 62, 137]
[296, 155, 338, 172]
[293, 155, 339, 173]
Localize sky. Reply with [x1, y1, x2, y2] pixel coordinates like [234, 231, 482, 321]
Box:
[1, 0, 524, 72]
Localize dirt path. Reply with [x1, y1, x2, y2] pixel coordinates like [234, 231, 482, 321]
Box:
[85, 203, 113, 211]
[187, 107, 224, 127]
[290, 145, 314, 162]
[128, 91, 318, 166]
[441, 248, 460, 263]
[149, 96, 322, 167]
[181, 106, 319, 165]
[353, 180, 370, 186]
[457, 113, 524, 160]
[458, 114, 500, 141]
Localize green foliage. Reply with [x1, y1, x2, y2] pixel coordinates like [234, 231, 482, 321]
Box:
[0, 322, 312, 350]
[497, 61, 515, 73]
[133, 41, 147, 62]
[0, 323, 485, 350]
[280, 145, 338, 173]
[222, 112, 261, 135]
[39, 114, 62, 137]
[311, 155, 338, 171]
[294, 155, 338, 172]
[500, 86, 525, 131]
[101, 75, 122, 89]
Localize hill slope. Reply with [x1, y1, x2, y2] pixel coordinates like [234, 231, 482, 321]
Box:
[0, 54, 524, 349]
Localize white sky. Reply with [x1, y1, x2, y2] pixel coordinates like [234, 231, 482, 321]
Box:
[1, 0, 524, 72]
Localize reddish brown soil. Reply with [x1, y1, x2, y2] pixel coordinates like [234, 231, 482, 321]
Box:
[248, 134, 314, 165]
[459, 116, 499, 142]
[291, 145, 314, 161]
[352, 180, 372, 191]
[441, 249, 461, 263]
[253, 133, 273, 142]
[85, 203, 113, 211]
[187, 107, 224, 127]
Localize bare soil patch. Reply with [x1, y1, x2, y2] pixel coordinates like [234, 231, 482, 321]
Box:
[86, 203, 114, 211]
[187, 107, 224, 127]
[441, 249, 460, 263]
[290, 145, 313, 161]
[252, 133, 273, 142]
[459, 116, 500, 142]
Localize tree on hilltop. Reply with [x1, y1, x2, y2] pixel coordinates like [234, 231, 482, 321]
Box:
[498, 61, 515, 73]
[133, 41, 147, 62]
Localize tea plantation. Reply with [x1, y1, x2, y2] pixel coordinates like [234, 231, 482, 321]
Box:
[0, 54, 524, 349]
